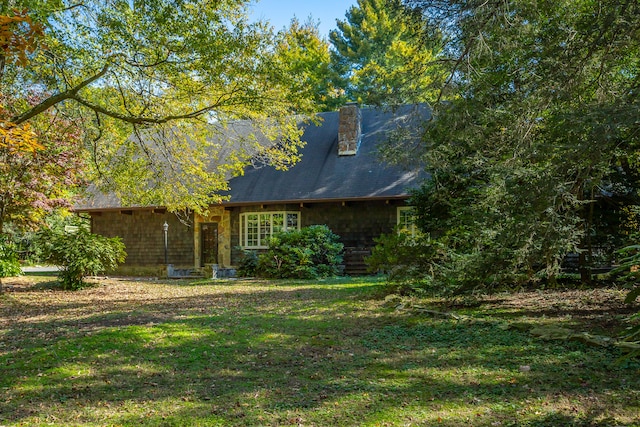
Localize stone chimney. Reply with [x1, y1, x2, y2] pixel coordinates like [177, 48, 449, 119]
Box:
[338, 102, 361, 156]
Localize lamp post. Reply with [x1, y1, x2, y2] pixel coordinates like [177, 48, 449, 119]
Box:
[163, 221, 169, 265]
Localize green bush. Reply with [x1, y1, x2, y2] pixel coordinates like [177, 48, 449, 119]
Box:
[236, 249, 259, 277]
[0, 235, 21, 278]
[256, 225, 343, 279]
[608, 241, 640, 360]
[608, 242, 640, 303]
[368, 227, 539, 295]
[42, 228, 126, 290]
[366, 228, 446, 293]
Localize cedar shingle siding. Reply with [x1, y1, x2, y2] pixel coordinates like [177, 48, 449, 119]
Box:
[91, 210, 194, 266]
[229, 200, 403, 268]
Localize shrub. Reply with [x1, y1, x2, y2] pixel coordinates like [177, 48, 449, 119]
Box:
[608, 242, 640, 302]
[368, 227, 539, 295]
[608, 241, 640, 360]
[366, 229, 444, 293]
[42, 228, 126, 290]
[256, 225, 343, 279]
[236, 249, 259, 277]
[0, 235, 21, 279]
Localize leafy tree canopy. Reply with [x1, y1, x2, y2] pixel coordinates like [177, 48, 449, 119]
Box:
[1, 7, 84, 233]
[1, 0, 319, 216]
[274, 18, 344, 112]
[399, 0, 640, 291]
[0, 8, 43, 153]
[0, 94, 86, 233]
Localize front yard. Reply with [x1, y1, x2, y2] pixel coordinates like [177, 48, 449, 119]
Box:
[0, 276, 638, 426]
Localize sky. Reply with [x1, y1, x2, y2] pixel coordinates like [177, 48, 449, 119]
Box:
[248, 0, 358, 37]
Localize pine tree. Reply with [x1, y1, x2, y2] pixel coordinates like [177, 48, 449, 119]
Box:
[330, 0, 445, 105]
[403, 0, 640, 290]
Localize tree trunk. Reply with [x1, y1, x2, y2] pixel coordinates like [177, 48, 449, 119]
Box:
[579, 251, 591, 284]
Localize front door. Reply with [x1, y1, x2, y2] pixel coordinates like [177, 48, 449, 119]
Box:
[201, 223, 218, 266]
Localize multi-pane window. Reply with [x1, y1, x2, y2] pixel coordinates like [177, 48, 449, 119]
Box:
[397, 207, 417, 235]
[240, 211, 301, 248]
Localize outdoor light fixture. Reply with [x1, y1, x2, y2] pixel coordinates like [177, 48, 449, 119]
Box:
[163, 221, 169, 265]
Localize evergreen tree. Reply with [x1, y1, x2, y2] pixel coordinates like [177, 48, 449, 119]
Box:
[401, 0, 640, 291]
[330, 0, 445, 106]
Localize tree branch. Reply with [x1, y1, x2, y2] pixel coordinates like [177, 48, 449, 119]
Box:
[46, 2, 86, 14]
[70, 96, 223, 125]
[10, 62, 111, 125]
[69, 84, 247, 126]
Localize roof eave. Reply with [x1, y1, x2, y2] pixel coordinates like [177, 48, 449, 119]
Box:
[220, 195, 411, 207]
[72, 195, 412, 213]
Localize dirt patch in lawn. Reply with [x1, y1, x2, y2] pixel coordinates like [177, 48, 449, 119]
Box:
[418, 287, 638, 338]
[0, 276, 232, 331]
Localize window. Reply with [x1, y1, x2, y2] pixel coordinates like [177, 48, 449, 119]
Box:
[240, 211, 300, 248]
[397, 207, 417, 236]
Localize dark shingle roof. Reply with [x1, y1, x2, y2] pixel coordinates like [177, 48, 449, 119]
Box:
[75, 104, 429, 211]
[225, 104, 429, 205]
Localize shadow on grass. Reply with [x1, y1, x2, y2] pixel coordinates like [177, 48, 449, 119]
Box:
[1, 279, 639, 426]
[2, 276, 106, 293]
[1, 274, 60, 292]
[22, 271, 60, 277]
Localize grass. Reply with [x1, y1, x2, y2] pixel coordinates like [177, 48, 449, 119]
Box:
[0, 275, 639, 426]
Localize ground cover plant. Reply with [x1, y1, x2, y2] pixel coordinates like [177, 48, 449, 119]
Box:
[0, 275, 639, 426]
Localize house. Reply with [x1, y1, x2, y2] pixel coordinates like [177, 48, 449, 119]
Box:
[74, 103, 430, 275]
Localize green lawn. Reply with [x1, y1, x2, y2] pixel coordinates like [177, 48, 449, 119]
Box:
[0, 276, 639, 426]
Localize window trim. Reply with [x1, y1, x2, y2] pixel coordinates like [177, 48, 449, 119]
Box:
[239, 211, 301, 249]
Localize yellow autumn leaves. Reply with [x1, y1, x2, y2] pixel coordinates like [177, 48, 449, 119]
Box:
[0, 9, 43, 67]
[1, 10, 44, 154]
[0, 119, 43, 153]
